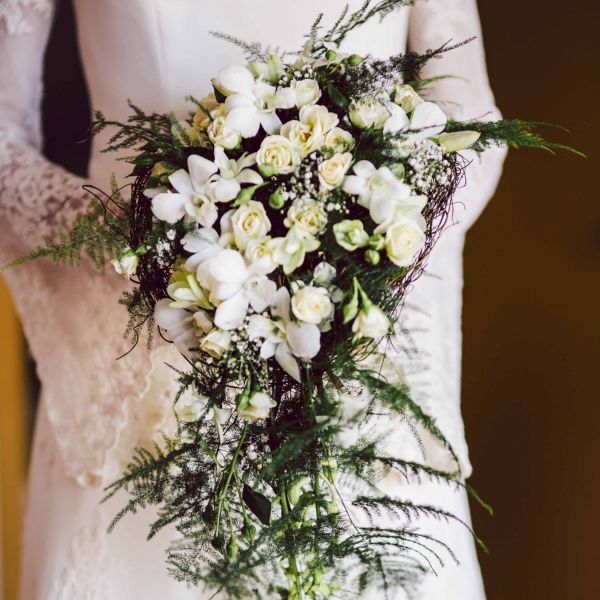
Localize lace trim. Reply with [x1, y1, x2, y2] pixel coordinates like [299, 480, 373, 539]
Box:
[0, 0, 53, 35]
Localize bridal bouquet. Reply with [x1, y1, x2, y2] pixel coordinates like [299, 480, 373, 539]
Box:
[11, 1, 576, 598]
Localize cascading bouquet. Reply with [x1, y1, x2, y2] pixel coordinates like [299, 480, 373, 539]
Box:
[10, 1, 578, 598]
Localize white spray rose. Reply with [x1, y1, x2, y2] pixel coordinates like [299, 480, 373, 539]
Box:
[238, 391, 277, 421]
[313, 262, 337, 286]
[299, 105, 339, 133]
[291, 79, 322, 108]
[291, 286, 332, 325]
[349, 98, 389, 130]
[269, 226, 320, 274]
[284, 197, 327, 236]
[352, 305, 390, 340]
[111, 248, 139, 279]
[280, 120, 323, 157]
[208, 116, 242, 150]
[318, 152, 353, 191]
[385, 217, 426, 267]
[333, 220, 370, 252]
[323, 127, 355, 153]
[200, 328, 232, 359]
[256, 135, 300, 174]
[393, 84, 423, 113]
[244, 236, 277, 274]
[231, 200, 271, 250]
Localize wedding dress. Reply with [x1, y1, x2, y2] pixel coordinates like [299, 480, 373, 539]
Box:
[0, 1, 506, 598]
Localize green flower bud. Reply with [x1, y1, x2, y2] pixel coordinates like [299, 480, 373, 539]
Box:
[365, 249, 381, 265]
[258, 163, 276, 178]
[368, 234, 385, 251]
[242, 523, 257, 542]
[268, 188, 285, 209]
[435, 130, 481, 153]
[345, 54, 364, 66]
[227, 535, 238, 561]
[325, 49, 338, 62]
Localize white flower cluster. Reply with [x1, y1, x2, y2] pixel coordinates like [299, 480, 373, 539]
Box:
[117, 53, 481, 422]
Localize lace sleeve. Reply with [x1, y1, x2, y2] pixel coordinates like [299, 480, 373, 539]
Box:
[409, 0, 508, 230]
[0, 0, 90, 260]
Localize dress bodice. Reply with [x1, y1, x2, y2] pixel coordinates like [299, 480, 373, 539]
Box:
[0, 0, 506, 485]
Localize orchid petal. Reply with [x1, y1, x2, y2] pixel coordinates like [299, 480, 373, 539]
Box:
[275, 342, 301, 382]
[287, 322, 321, 359]
[213, 177, 241, 203]
[271, 287, 291, 322]
[237, 168, 263, 185]
[260, 111, 282, 135]
[151, 192, 188, 223]
[383, 104, 410, 135]
[352, 160, 377, 179]
[168, 169, 194, 195]
[217, 65, 256, 96]
[410, 102, 448, 138]
[226, 106, 261, 138]
[188, 154, 218, 190]
[214, 291, 249, 330]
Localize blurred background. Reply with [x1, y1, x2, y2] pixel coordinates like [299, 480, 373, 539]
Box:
[0, 0, 598, 598]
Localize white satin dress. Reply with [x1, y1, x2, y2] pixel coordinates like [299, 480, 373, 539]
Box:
[0, 1, 506, 598]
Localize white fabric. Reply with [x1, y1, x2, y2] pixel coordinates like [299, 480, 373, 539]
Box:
[0, 0, 505, 598]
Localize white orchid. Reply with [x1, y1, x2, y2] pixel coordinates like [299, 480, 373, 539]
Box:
[383, 101, 448, 140]
[247, 287, 321, 382]
[343, 160, 418, 225]
[178, 389, 231, 442]
[215, 65, 292, 138]
[196, 248, 277, 330]
[154, 298, 203, 360]
[181, 227, 223, 271]
[212, 146, 263, 202]
[151, 154, 220, 226]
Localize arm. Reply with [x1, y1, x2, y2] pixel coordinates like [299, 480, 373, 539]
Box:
[409, 0, 507, 230]
[0, 1, 90, 259]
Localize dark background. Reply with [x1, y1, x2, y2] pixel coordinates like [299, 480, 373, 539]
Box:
[40, 1, 599, 599]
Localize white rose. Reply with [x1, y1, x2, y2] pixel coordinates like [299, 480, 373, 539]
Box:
[393, 84, 423, 113]
[352, 305, 390, 340]
[291, 286, 332, 325]
[199, 328, 232, 359]
[244, 236, 277, 274]
[323, 127, 355, 153]
[299, 105, 339, 134]
[313, 262, 336, 286]
[207, 116, 242, 149]
[231, 200, 272, 250]
[238, 391, 277, 421]
[291, 79, 322, 108]
[111, 248, 139, 279]
[385, 217, 426, 267]
[256, 135, 300, 174]
[284, 197, 327, 236]
[349, 99, 390, 130]
[280, 120, 323, 157]
[318, 152, 353, 191]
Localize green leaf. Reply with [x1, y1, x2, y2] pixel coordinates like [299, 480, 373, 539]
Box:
[327, 82, 349, 110]
[242, 484, 272, 525]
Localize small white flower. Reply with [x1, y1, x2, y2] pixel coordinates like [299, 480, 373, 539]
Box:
[238, 391, 277, 422]
[256, 135, 301, 174]
[333, 220, 370, 252]
[352, 304, 390, 340]
[384, 101, 447, 140]
[244, 237, 278, 275]
[284, 197, 327, 236]
[291, 286, 332, 325]
[208, 115, 242, 150]
[230, 200, 271, 250]
[384, 216, 426, 267]
[318, 152, 353, 191]
[212, 146, 263, 203]
[323, 127, 355, 153]
[349, 98, 390, 130]
[290, 78, 322, 108]
[313, 262, 336, 286]
[215, 65, 288, 138]
[111, 248, 139, 279]
[200, 328, 232, 359]
[151, 155, 219, 226]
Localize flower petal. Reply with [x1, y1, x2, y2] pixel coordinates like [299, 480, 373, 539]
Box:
[237, 168, 263, 185]
[352, 160, 376, 179]
[286, 322, 321, 359]
[151, 192, 188, 223]
[260, 110, 282, 135]
[168, 169, 194, 195]
[226, 106, 261, 138]
[213, 177, 241, 203]
[342, 175, 369, 198]
[214, 291, 249, 330]
[275, 342, 301, 382]
[410, 102, 447, 138]
[188, 154, 218, 190]
[217, 65, 256, 96]
[383, 104, 410, 135]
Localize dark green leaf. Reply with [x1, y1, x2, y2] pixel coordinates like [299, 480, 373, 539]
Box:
[242, 484, 271, 525]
